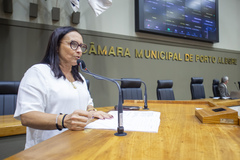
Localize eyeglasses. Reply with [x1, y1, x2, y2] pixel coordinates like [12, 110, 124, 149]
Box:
[64, 41, 87, 52]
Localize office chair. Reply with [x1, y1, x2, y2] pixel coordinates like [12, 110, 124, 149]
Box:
[190, 77, 205, 100]
[120, 78, 143, 102]
[156, 80, 175, 100]
[212, 79, 220, 97]
[0, 81, 20, 115]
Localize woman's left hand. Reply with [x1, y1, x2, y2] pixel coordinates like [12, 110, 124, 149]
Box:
[90, 111, 113, 120]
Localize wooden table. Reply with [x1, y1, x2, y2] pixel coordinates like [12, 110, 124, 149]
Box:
[5, 100, 240, 160]
[0, 115, 26, 137]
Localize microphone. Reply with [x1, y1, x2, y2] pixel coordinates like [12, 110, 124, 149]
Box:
[77, 59, 127, 136]
[78, 61, 148, 109]
[234, 82, 239, 90]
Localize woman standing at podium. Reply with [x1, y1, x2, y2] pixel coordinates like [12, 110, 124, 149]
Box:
[14, 26, 113, 149]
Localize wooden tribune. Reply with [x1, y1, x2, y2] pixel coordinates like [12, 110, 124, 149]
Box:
[5, 100, 240, 160]
[195, 106, 238, 125]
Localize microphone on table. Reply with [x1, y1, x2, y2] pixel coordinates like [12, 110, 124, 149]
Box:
[77, 59, 127, 136]
[234, 82, 239, 90]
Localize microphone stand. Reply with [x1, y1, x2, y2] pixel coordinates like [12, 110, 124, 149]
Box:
[141, 81, 149, 110]
[234, 82, 239, 90]
[78, 60, 127, 136]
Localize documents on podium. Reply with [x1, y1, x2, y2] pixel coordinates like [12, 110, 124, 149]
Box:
[85, 111, 161, 133]
[195, 106, 238, 125]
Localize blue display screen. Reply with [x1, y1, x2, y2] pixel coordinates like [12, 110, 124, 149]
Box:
[135, 0, 219, 43]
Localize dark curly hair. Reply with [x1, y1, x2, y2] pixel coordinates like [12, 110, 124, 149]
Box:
[41, 26, 83, 82]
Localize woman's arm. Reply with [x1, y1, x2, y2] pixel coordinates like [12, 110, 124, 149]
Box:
[21, 110, 90, 131]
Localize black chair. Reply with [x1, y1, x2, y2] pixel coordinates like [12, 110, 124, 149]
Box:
[156, 80, 175, 100]
[0, 81, 20, 115]
[212, 79, 220, 97]
[120, 78, 143, 102]
[238, 81, 240, 90]
[190, 77, 205, 100]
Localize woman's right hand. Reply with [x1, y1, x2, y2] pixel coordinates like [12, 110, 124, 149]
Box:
[64, 110, 92, 131]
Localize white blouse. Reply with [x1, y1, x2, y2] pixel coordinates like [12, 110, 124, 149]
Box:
[14, 64, 93, 149]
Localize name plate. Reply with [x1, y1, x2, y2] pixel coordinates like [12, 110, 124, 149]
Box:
[220, 118, 234, 124]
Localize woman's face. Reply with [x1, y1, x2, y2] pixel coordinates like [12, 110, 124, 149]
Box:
[58, 31, 84, 67]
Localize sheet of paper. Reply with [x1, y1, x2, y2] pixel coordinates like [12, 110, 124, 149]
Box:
[85, 111, 161, 133]
[221, 97, 230, 99]
[229, 106, 240, 116]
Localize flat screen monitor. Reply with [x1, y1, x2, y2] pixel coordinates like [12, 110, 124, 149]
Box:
[135, 0, 219, 43]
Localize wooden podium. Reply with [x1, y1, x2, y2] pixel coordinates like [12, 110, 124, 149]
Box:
[195, 106, 238, 125]
[5, 100, 240, 160]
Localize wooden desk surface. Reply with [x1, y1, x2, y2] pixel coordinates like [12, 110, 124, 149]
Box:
[6, 100, 240, 160]
[0, 115, 26, 137]
[198, 98, 240, 107]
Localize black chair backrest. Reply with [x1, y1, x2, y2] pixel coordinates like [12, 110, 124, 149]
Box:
[156, 80, 175, 100]
[121, 78, 143, 102]
[190, 77, 205, 100]
[212, 79, 220, 97]
[0, 81, 20, 115]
